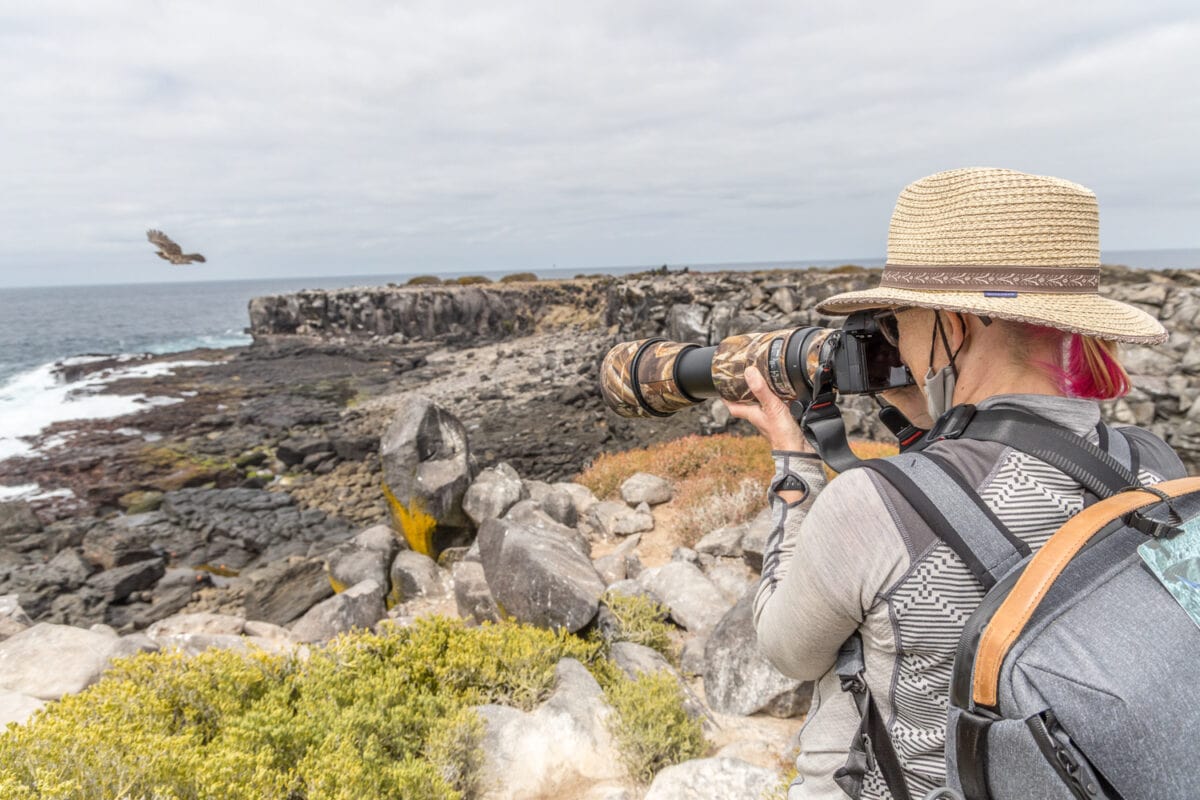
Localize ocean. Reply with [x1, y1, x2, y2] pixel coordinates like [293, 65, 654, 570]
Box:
[0, 249, 1196, 474]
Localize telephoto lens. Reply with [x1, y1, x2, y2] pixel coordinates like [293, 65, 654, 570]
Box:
[599, 327, 835, 418]
[599, 312, 913, 419]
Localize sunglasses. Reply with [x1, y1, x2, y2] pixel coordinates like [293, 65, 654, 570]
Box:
[873, 306, 912, 348]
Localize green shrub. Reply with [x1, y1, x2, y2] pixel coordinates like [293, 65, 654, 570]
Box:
[498, 272, 538, 283]
[599, 591, 676, 662]
[0, 617, 701, 797]
[603, 671, 707, 784]
[452, 275, 492, 286]
[406, 275, 443, 286]
[828, 263, 866, 274]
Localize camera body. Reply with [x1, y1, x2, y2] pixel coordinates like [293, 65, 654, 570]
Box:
[601, 311, 913, 419]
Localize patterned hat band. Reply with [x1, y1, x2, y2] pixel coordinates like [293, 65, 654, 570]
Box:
[879, 265, 1100, 295]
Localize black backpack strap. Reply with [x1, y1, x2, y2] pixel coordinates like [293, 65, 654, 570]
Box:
[957, 408, 1140, 498]
[859, 453, 1028, 591]
[833, 633, 913, 800]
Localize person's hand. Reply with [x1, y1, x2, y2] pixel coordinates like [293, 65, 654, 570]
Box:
[724, 366, 814, 454]
[879, 384, 933, 431]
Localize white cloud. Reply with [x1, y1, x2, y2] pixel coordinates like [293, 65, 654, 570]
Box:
[0, 0, 1197, 285]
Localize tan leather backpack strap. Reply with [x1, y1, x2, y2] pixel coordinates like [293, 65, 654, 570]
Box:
[973, 476, 1200, 708]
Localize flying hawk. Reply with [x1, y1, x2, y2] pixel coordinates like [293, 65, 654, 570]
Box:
[147, 229, 206, 264]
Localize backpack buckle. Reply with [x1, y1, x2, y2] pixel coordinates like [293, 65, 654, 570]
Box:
[930, 404, 976, 440]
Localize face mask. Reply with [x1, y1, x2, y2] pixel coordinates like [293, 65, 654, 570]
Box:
[923, 312, 963, 422]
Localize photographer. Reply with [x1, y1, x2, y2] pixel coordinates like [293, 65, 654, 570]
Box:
[726, 168, 1186, 800]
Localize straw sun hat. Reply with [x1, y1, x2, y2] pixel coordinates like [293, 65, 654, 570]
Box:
[816, 167, 1168, 344]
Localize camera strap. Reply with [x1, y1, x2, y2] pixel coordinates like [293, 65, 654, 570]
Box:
[801, 356, 866, 474]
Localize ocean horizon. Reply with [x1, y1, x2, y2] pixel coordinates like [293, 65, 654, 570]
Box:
[0, 247, 1196, 473]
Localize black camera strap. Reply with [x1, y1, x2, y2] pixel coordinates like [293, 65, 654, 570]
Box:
[801, 356, 865, 474]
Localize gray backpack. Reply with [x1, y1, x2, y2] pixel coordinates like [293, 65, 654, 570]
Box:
[843, 407, 1200, 800]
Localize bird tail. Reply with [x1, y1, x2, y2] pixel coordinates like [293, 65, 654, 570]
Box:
[185, 254, 207, 263]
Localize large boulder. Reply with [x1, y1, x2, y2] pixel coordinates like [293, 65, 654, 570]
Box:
[620, 473, 673, 506]
[477, 518, 606, 632]
[588, 501, 654, 537]
[503, 500, 590, 558]
[390, 551, 447, 602]
[0, 623, 155, 700]
[452, 560, 501, 624]
[0, 594, 32, 641]
[289, 579, 385, 643]
[327, 545, 389, 593]
[463, 463, 527, 526]
[0, 689, 45, 728]
[644, 757, 779, 800]
[379, 397, 476, 557]
[740, 507, 773, 573]
[703, 591, 812, 717]
[474, 659, 625, 798]
[524, 481, 579, 528]
[242, 556, 333, 626]
[638, 562, 732, 632]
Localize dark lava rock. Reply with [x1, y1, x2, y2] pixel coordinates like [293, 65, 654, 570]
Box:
[86, 558, 166, 604]
[161, 488, 353, 569]
[242, 556, 333, 626]
[379, 397, 476, 555]
[237, 395, 339, 430]
[476, 517, 604, 633]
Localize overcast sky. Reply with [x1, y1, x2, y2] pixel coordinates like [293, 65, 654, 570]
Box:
[1, 1, 1197, 287]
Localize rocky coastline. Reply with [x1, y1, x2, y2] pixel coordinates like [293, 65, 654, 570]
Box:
[2, 264, 1198, 795]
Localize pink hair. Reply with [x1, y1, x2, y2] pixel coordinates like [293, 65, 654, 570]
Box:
[1023, 325, 1130, 400]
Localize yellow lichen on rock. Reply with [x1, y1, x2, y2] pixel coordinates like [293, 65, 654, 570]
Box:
[382, 481, 438, 557]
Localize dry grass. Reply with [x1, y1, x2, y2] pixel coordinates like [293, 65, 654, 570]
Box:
[576, 434, 899, 546]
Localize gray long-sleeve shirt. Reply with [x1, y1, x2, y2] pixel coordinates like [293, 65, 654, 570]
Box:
[753, 394, 1185, 799]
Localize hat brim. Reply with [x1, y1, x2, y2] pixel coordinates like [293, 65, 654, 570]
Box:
[816, 287, 1167, 345]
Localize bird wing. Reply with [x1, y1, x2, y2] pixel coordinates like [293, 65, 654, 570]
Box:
[147, 229, 182, 256]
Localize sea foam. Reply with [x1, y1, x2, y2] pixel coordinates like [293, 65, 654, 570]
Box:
[0, 358, 209, 462]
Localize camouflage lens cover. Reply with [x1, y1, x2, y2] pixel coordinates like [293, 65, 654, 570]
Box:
[600, 339, 699, 417]
[712, 329, 799, 404]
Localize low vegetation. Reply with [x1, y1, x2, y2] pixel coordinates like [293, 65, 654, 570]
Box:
[576, 433, 898, 543]
[405, 275, 442, 286]
[498, 272, 539, 283]
[451, 275, 492, 286]
[0, 617, 706, 799]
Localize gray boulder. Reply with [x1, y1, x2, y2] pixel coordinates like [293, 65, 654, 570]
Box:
[379, 396, 476, 555]
[620, 472, 673, 506]
[464, 463, 527, 526]
[290, 579, 385, 643]
[705, 560, 757, 605]
[695, 524, 746, 558]
[589, 501, 654, 537]
[610, 641, 673, 680]
[644, 757, 779, 800]
[86, 557, 165, 603]
[638, 562, 732, 632]
[0, 623, 155, 700]
[740, 507, 773, 573]
[474, 659, 624, 798]
[390, 550, 447, 602]
[525, 481, 579, 527]
[703, 591, 812, 717]
[0, 689, 45, 727]
[452, 560, 501, 624]
[504, 500, 590, 557]
[328, 545, 389, 593]
[553, 482, 600, 518]
[477, 518, 606, 632]
[242, 556, 333, 626]
[667, 303, 710, 344]
[354, 523, 403, 559]
[0, 594, 32, 642]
